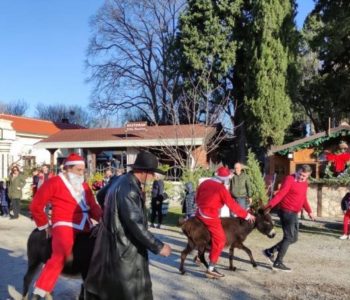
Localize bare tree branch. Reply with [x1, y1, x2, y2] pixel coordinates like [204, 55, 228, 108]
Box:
[87, 0, 186, 124]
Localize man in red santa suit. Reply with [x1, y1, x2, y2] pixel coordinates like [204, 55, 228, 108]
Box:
[30, 153, 102, 300]
[196, 166, 256, 278]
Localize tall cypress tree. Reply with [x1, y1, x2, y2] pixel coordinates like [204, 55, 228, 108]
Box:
[179, 0, 299, 159]
[244, 0, 297, 149]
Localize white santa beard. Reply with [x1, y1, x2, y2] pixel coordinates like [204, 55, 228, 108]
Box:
[69, 178, 84, 195]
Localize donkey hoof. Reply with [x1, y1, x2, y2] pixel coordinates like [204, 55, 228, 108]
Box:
[179, 269, 186, 275]
[229, 266, 237, 271]
[253, 263, 258, 268]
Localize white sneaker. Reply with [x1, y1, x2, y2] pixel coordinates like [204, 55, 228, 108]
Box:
[339, 234, 349, 240]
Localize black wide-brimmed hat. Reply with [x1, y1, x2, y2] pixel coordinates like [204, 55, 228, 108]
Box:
[128, 151, 165, 175]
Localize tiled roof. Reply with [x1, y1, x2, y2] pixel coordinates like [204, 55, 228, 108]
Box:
[0, 114, 84, 136]
[36, 124, 216, 147]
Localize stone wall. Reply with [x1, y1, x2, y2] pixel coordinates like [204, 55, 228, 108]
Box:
[165, 181, 349, 218]
[308, 184, 350, 218]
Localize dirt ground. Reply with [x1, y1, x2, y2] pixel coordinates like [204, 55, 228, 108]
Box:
[1, 214, 349, 300]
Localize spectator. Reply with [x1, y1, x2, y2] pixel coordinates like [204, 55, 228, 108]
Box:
[339, 192, 350, 240]
[0, 180, 10, 218]
[96, 168, 124, 209]
[37, 165, 54, 189]
[8, 165, 26, 219]
[183, 182, 196, 219]
[103, 168, 113, 186]
[32, 168, 40, 197]
[150, 174, 165, 228]
[230, 162, 253, 210]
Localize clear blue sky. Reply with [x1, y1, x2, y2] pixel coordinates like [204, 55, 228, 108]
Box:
[0, 0, 315, 117]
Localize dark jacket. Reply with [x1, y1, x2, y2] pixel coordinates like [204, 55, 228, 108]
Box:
[84, 172, 164, 300]
[96, 175, 120, 209]
[151, 179, 164, 203]
[341, 192, 350, 211]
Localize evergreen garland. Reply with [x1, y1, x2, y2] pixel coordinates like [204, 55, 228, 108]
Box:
[277, 129, 350, 155]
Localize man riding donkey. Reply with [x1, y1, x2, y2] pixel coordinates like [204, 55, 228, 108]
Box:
[195, 166, 256, 278]
[30, 153, 102, 300]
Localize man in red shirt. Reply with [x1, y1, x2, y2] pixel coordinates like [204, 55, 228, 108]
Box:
[30, 153, 102, 299]
[196, 166, 255, 278]
[263, 164, 315, 272]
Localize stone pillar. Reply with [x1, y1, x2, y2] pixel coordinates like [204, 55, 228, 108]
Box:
[87, 150, 97, 176]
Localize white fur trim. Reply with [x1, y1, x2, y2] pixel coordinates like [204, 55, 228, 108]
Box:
[215, 175, 230, 182]
[64, 160, 85, 166]
[33, 287, 48, 297]
[38, 224, 49, 231]
[198, 208, 213, 219]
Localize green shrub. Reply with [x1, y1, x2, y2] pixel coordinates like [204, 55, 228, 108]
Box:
[181, 167, 214, 189]
[246, 150, 268, 205]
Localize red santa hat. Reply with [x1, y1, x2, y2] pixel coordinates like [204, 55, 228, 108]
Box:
[64, 153, 85, 166]
[215, 166, 231, 181]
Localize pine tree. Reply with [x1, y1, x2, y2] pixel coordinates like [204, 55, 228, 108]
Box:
[246, 149, 268, 205]
[179, 0, 242, 77]
[299, 0, 350, 130]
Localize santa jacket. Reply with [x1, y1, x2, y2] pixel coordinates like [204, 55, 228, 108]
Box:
[195, 178, 248, 219]
[266, 174, 312, 214]
[30, 174, 102, 231]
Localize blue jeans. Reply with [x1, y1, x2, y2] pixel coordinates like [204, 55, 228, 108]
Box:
[235, 197, 249, 210]
[1, 206, 9, 215]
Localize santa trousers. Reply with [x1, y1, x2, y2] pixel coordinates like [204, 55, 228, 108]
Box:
[197, 216, 226, 264]
[343, 210, 350, 235]
[35, 226, 78, 293]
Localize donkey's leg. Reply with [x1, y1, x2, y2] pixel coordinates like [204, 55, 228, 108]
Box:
[240, 244, 257, 267]
[229, 245, 236, 271]
[179, 243, 193, 275]
[193, 253, 201, 265]
[22, 260, 41, 300]
[197, 247, 209, 269]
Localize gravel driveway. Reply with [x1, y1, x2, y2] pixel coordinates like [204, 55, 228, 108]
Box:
[1, 214, 349, 300]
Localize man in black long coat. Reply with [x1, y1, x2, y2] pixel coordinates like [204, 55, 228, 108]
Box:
[84, 151, 172, 300]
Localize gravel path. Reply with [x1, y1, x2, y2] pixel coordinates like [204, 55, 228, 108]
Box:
[1, 214, 349, 300]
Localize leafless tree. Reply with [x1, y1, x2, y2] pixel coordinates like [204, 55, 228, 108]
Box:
[87, 0, 185, 124]
[151, 71, 232, 169]
[0, 100, 29, 116]
[35, 103, 115, 128]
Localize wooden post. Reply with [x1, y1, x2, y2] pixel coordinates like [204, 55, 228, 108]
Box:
[317, 183, 323, 217]
[48, 149, 57, 172]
